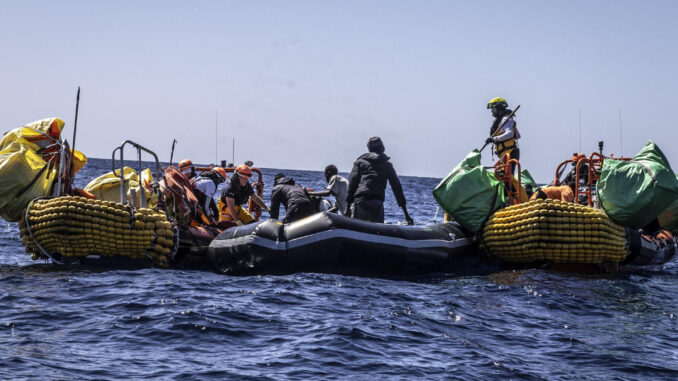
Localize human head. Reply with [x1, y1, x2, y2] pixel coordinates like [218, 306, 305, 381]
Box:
[178, 159, 194, 177]
[324, 164, 338, 182]
[235, 164, 252, 186]
[487, 97, 508, 117]
[274, 173, 285, 184]
[367, 136, 385, 154]
[213, 167, 227, 183]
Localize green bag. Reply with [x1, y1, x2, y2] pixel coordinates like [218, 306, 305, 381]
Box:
[658, 174, 678, 233]
[598, 140, 678, 228]
[520, 169, 538, 190]
[433, 150, 506, 232]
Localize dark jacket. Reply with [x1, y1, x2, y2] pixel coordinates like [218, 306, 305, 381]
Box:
[270, 177, 314, 222]
[346, 152, 406, 207]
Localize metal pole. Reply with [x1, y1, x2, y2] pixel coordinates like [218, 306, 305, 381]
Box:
[169, 139, 177, 167]
[215, 110, 218, 164]
[68, 87, 81, 185]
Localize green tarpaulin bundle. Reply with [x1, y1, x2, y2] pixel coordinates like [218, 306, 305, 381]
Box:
[520, 169, 538, 190]
[598, 140, 678, 228]
[658, 174, 678, 233]
[432, 150, 506, 233]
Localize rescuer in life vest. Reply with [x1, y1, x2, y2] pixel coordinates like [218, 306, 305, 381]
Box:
[485, 97, 521, 175]
[178, 159, 196, 180]
[218, 164, 269, 225]
[191, 167, 227, 223]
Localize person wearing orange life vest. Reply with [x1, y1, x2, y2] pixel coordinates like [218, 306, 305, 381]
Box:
[485, 97, 521, 174]
[178, 159, 196, 180]
[217, 164, 269, 225]
[191, 167, 227, 222]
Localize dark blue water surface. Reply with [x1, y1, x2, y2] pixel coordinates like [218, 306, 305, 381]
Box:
[2, 158, 678, 380]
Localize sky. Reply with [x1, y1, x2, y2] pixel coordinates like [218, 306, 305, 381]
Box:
[1, 0, 676, 181]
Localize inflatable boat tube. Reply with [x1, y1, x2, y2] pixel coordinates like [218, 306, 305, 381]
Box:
[207, 212, 478, 277]
[624, 229, 677, 266]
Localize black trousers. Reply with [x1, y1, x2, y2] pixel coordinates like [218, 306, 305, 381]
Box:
[351, 198, 385, 223]
[283, 203, 315, 223]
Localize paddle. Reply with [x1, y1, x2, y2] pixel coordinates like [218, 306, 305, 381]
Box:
[479, 104, 520, 153]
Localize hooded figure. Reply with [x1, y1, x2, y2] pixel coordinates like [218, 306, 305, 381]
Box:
[270, 173, 315, 223]
[346, 137, 413, 224]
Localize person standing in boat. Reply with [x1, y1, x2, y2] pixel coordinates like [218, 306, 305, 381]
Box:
[191, 167, 227, 223]
[485, 97, 520, 175]
[218, 164, 269, 225]
[307, 164, 349, 215]
[269, 173, 316, 223]
[346, 137, 414, 225]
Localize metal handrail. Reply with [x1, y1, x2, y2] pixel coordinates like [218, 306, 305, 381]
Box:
[111, 140, 162, 206]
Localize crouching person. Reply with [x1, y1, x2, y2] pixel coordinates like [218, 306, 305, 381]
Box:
[218, 164, 269, 225]
[270, 173, 315, 223]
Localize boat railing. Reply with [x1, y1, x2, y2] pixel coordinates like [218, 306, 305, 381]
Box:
[554, 152, 633, 206]
[493, 157, 522, 205]
[111, 140, 162, 208]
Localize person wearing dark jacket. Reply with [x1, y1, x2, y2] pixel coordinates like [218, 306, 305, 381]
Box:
[270, 173, 316, 223]
[346, 137, 413, 225]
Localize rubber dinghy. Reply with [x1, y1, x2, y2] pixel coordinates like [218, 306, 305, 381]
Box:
[208, 212, 479, 276]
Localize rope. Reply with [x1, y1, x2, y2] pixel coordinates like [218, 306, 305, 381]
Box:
[23, 197, 62, 264]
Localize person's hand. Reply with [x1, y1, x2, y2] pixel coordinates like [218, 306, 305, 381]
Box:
[485, 137, 494, 144]
[403, 208, 414, 226]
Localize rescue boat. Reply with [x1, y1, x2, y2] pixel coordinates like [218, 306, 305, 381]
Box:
[435, 141, 678, 273]
[207, 211, 483, 277]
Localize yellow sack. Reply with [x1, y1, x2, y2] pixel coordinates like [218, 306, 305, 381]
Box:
[0, 118, 64, 149]
[0, 118, 88, 222]
[84, 167, 155, 206]
[0, 118, 62, 221]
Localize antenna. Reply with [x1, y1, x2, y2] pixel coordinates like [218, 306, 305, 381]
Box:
[215, 110, 218, 164]
[232, 138, 235, 165]
[579, 108, 582, 153]
[619, 109, 623, 156]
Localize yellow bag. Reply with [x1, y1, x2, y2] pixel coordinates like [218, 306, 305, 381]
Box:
[0, 118, 86, 222]
[84, 167, 155, 206]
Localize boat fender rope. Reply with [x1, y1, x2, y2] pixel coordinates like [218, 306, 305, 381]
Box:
[23, 197, 62, 264]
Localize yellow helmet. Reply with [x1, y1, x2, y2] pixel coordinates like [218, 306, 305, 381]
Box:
[487, 97, 508, 109]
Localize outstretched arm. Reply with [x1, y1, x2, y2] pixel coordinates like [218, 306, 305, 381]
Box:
[387, 164, 412, 224]
[307, 189, 331, 197]
[251, 194, 269, 212]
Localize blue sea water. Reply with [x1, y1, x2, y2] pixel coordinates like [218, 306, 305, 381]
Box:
[1, 158, 678, 380]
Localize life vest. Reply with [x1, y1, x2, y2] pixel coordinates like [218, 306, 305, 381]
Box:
[490, 111, 519, 156]
[495, 131, 518, 156]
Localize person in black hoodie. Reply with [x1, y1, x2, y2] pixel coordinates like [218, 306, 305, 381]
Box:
[346, 137, 413, 225]
[270, 173, 316, 223]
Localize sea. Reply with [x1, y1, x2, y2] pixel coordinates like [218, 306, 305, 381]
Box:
[1, 158, 677, 380]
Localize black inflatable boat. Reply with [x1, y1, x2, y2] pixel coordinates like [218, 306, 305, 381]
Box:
[207, 212, 482, 276]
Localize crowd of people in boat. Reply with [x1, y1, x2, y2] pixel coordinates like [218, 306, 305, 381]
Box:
[176, 136, 413, 227]
[169, 96, 530, 227]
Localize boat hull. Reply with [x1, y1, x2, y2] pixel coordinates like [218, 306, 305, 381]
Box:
[208, 212, 479, 276]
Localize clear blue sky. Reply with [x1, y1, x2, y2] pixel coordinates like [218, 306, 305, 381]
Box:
[1, 0, 676, 181]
